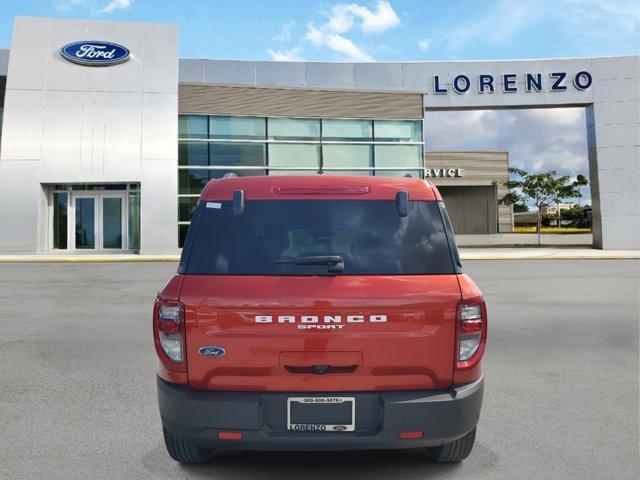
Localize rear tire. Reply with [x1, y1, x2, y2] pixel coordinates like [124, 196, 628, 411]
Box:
[425, 428, 476, 463]
[163, 428, 215, 464]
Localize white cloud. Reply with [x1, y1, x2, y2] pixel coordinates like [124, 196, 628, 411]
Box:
[326, 1, 400, 34]
[418, 38, 431, 53]
[306, 23, 373, 61]
[345, 1, 400, 33]
[327, 5, 355, 33]
[273, 21, 295, 42]
[55, 0, 89, 10]
[429, 0, 640, 58]
[527, 108, 583, 127]
[55, 0, 131, 14]
[426, 107, 591, 204]
[99, 0, 131, 13]
[267, 47, 304, 61]
[438, 1, 541, 54]
[268, 1, 400, 62]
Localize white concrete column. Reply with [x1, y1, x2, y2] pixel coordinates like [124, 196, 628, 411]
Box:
[588, 56, 640, 249]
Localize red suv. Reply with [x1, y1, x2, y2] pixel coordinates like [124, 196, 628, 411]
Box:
[154, 175, 486, 463]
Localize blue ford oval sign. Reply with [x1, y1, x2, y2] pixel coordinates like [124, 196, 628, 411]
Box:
[198, 345, 226, 358]
[60, 41, 130, 66]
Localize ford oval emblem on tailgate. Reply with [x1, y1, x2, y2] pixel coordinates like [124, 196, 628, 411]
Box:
[198, 345, 226, 357]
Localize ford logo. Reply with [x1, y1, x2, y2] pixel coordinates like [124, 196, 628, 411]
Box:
[198, 345, 226, 358]
[60, 41, 130, 66]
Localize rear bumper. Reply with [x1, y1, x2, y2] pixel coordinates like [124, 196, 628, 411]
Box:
[157, 376, 483, 451]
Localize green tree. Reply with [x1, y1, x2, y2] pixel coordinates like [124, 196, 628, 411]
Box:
[513, 203, 528, 213]
[554, 175, 589, 226]
[574, 174, 589, 207]
[500, 168, 585, 245]
[562, 205, 585, 224]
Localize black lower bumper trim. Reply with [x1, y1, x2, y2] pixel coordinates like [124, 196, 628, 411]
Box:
[157, 376, 483, 451]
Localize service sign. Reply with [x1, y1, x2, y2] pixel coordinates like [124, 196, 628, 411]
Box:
[60, 41, 130, 66]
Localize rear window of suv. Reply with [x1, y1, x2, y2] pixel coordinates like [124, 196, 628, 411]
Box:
[183, 200, 455, 275]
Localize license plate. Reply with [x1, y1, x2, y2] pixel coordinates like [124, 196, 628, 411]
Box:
[287, 396, 355, 432]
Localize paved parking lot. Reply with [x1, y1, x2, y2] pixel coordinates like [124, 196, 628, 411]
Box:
[0, 260, 638, 479]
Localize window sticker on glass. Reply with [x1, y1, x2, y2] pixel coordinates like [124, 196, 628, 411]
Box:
[206, 202, 222, 209]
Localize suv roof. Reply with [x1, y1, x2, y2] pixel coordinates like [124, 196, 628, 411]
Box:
[200, 175, 443, 201]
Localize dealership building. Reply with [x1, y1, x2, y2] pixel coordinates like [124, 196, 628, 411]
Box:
[0, 16, 637, 254]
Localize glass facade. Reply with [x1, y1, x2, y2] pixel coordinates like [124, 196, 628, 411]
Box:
[51, 183, 140, 251]
[128, 191, 141, 250]
[178, 114, 423, 247]
[373, 120, 422, 142]
[103, 197, 123, 249]
[53, 192, 68, 249]
[322, 119, 372, 141]
[323, 144, 373, 175]
[268, 144, 320, 175]
[75, 197, 95, 249]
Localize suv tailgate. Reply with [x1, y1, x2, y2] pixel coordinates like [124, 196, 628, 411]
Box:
[182, 275, 460, 392]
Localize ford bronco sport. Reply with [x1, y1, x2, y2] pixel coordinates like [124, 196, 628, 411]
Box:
[155, 175, 486, 463]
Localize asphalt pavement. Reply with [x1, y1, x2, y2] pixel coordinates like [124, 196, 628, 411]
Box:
[0, 260, 638, 479]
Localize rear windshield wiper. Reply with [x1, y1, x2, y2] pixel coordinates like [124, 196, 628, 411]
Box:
[276, 255, 344, 273]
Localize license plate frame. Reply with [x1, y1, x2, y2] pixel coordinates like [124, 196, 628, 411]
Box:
[286, 396, 356, 432]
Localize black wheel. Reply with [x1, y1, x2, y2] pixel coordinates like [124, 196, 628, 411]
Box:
[163, 428, 215, 464]
[425, 428, 476, 463]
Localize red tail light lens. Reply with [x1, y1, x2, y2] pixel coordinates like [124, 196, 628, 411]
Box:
[456, 300, 487, 369]
[153, 300, 186, 372]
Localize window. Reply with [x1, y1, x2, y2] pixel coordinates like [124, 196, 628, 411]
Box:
[268, 144, 320, 175]
[53, 192, 68, 249]
[51, 184, 140, 251]
[178, 197, 199, 222]
[179, 224, 190, 249]
[209, 116, 265, 139]
[128, 190, 140, 250]
[179, 115, 208, 139]
[179, 142, 208, 166]
[210, 143, 265, 167]
[323, 144, 372, 175]
[374, 120, 422, 142]
[179, 169, 210, 195]
[268, 117, 320, 140]
[374, 145, 422, 178]
[177, 114, 424, 247]
[322, 119, 372, 141]
[184, 200, 454, 275]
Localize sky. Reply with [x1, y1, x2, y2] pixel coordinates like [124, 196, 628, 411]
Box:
[0, 0, 638, 205]
[0, 0, 636, 61]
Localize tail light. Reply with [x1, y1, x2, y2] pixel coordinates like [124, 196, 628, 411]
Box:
[456, 300, 487, 370]
[153, 299, 186, 372]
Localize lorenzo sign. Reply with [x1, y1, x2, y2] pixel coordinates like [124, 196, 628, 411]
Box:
[60, 41, 130, 66]
[430, 71, 592, 95]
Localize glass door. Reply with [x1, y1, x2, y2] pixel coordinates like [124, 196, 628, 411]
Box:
[102, 195, 125, 249]
[70, 192, 127, 251]
[74, 196, 96, 249]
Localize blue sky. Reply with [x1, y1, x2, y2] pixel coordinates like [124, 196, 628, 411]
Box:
[0, 0, 637, 206]
[0, 0, 637, 60]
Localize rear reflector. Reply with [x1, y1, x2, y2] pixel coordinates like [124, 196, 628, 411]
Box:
[218, 431, 243, 440]
[400, 431, 424, 439]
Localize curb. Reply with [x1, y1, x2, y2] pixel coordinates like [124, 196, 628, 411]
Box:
[460, 254, 640, 260]
[0, 256, 181, 263]
[0, 251, 638, 263]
